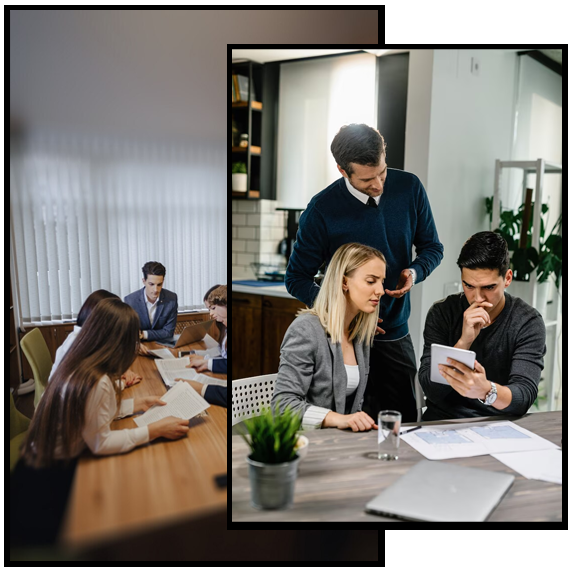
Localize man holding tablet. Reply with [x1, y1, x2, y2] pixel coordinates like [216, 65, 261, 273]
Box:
[418, 231, 546, 420]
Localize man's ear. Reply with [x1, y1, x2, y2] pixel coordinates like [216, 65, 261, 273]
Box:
[337, 164, 347, 178]
[504, 269, 513, 287]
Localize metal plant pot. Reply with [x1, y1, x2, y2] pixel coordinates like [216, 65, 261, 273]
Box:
[247, 455, 299, 510]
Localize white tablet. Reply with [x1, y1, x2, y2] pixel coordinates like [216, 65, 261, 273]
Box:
[430, 343, 476, 385]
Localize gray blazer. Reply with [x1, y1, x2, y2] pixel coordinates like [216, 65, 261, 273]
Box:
[272, 313, 371, 423]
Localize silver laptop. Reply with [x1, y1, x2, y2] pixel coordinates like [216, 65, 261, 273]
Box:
[155, 320, 213, 348]
[365, 460, 514, 522]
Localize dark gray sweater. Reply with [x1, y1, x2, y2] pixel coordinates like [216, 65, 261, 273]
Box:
[418, 292, 546, 420]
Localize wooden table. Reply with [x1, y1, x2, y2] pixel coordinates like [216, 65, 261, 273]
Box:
[60, 339, 227, 552]
[232, 411, 562, 522]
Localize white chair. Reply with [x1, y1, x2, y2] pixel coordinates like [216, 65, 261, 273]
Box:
[232, 374, 277, 427]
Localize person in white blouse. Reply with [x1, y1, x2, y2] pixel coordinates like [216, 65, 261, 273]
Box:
[187, 285, 227, 375]
[49, 289, 141, 388]
[271, 242, 386, 432]
[20, 298, 189, 469]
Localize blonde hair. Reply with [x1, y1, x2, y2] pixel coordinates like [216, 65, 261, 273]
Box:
[299, 243, 386, 345]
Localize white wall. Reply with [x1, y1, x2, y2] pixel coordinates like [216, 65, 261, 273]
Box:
[404, 49, 519, 362]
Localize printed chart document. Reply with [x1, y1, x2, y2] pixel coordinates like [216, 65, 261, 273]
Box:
[491, 449, 562, 484]
[133, 380, 210, 428]
[155, 357, 228, 388]
[400, 421, 560, 460]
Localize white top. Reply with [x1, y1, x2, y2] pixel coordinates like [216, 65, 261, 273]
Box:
[301, 363, 360, 429]
[208, 331, 227, 372]
[53, 374, 149, 459]
[142, 289, 160, 340]
[344, 175, 382, 206]
[48, 325, 81, 382]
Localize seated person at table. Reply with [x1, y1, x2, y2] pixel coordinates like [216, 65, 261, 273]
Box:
[124, 261, 178, 352]
[203, 284, 220, 309]
[418, 231, 546, 421]
[20, 298, 189, 468]
[272, 242, 385, 431]
[49, 289, 141, 388]
[187, 285, 227, 374]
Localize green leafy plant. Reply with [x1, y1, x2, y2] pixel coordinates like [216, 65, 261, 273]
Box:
[232, 161, 247, 174]
[485, 196, 562, 288]
[241, 404, 301, 464]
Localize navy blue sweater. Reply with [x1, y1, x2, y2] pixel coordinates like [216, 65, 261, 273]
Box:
[285, 169, 444, 340]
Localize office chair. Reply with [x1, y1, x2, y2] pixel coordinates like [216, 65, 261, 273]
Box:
[10, 391, 31, 471]
[20, 328, 53, 408]
[232, 373, 277, 433]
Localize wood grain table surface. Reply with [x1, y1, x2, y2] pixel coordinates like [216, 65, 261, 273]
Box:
[232, 411, 562, 522]
[60, 338, 227, 550]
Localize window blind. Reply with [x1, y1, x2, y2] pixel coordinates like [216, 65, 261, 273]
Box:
[10, 133, 227, 325]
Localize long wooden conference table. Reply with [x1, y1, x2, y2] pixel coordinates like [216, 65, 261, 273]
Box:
[59, 337, 227, 557]
[232, 411, 562, 522]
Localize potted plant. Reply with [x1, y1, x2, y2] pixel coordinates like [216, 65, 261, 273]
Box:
[485, 195, 562, 314]
[241, 404, 301, 510]
[232, 161, 247, 192]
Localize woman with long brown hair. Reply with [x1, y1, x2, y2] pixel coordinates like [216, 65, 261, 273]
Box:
[11, 298, 189, 546]
[22, 297, 189, 469]
[188, 285, 227, 374]
[48, 289, 141, 388]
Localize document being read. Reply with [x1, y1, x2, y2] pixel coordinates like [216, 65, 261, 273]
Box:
[133, 380, 210, 428]
[400, 420, 560, 460]
[155, 357, 227, 388]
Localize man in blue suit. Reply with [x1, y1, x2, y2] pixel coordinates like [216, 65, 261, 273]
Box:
[124, 261, 178, 346]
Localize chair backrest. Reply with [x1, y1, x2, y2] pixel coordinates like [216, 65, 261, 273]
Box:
[232, 374, 277, 427]
[20, 328, 53, 408]
[10, 391, 31, 441]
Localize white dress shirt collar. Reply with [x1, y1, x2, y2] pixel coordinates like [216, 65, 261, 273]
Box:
[343, 175, 381, 206]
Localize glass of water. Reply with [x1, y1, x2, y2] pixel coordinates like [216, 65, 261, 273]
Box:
[378, 410, 401, 460]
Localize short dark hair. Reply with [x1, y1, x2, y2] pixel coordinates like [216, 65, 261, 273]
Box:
[142, 261, 166, 280]
[330, 124, 386, 177]
[77, 289, 120, 327]
[457, 231, 510, 277]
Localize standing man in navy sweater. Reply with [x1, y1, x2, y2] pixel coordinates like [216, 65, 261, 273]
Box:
[285, 124, 444, 422]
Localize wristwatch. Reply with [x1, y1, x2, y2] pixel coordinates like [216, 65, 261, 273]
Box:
[408, 268, 417, 286]
[479, 381, 497, 405]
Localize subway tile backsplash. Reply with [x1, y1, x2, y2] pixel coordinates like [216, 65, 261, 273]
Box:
[232, 199, 287, 280]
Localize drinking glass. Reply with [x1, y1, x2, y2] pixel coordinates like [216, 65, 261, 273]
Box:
[378, 410, 401, 460]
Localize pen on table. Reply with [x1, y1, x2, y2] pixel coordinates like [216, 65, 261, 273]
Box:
[401, 426, 422, 435]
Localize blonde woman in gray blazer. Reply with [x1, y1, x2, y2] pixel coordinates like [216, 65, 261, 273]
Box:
[273, 243, 386, 431]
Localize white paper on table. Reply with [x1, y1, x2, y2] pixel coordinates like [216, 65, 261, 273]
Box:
[491, 449, 562, 484]
[133, 380, 210, 427]
[201, 333, 219, 349]
[400, 420, 559, 460]
[193, 346, 221, 358]
[147, 348, 176, 359]
[155, 357, 227, 387]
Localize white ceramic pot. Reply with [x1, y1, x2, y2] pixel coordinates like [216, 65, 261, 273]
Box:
[232, 173, 247, 192]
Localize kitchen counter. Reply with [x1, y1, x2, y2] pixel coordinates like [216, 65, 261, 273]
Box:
[232, 281, 295, 299]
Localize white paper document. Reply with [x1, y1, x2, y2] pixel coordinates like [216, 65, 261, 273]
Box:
[133, 380, 210, 427]
[201, 333, 219, 349]
[146, 347, 176, 359]
[155, 357, 227, 388]
[491, 449, 562, 484]
[193, 346, 222, 358]
[400, 420, 560, 460]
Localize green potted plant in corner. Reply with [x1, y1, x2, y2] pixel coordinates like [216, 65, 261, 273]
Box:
[485, 195, 562, 315]
[232, 161, 247, 192]
[241, 404, 302, 510]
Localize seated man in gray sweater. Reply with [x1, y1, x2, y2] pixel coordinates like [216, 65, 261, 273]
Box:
[419, 231, 546, 420]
